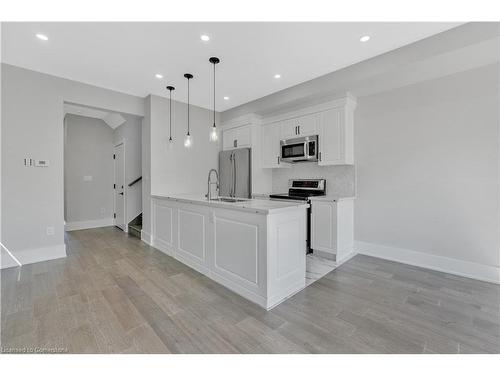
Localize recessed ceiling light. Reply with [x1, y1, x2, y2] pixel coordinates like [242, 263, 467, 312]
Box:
[36, 33, 48, 41]
[155, 73, 163, 79]
[223, 96, 229, 100]
[274, 74, 281, 79]
[200, 35, 210, 41]
[360, 35, 370, 42]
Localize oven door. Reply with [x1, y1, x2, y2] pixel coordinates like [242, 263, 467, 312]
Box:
[280, 135, 318, 162]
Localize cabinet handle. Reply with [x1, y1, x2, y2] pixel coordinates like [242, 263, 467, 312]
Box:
[277, 156, 280, 165]
[234, 139, 237, 148]
[298, 125, 300, 135]
[319, 152, 322, 162]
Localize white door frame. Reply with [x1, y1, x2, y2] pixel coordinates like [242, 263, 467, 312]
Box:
[113, 140, 127, 232]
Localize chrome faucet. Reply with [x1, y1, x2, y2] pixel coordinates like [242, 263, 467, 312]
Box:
[206, 169, 219, 201]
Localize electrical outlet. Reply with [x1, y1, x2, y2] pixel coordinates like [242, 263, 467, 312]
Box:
[46, 227, 55, 236]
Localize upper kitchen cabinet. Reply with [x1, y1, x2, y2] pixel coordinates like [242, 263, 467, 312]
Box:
[262, 122, 290, 169]
[318, 96, 356, 166]
[281, 113, 319, 139]
[222, 125, 251, 150]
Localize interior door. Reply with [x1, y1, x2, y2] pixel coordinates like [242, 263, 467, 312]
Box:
[114, 143, 125, 231]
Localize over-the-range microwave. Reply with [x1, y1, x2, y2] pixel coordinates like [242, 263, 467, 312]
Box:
[280, 135, 318, 163]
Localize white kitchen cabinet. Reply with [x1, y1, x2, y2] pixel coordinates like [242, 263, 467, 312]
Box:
[151, 196, 307, 310]
[318, 102, 354, 166]
[261, 122, 289, 168]
[310, 198, 354, 264]
[281, 113, 318, 139]
[222, 125, 251, 150]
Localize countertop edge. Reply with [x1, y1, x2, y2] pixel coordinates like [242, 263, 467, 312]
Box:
[151, 195, 309, 214]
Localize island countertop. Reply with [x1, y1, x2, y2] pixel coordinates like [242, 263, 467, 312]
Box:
[151, 194, 309, 214]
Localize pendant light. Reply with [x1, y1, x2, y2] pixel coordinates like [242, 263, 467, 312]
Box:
[209, 57, 220, 142]
[183, 73, 193, 148]
[166, 85, 175, 146]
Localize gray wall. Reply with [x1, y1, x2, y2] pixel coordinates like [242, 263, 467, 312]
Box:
[272, 164, 355, 197]
[1, 63, 144, 263]
[150, 95, 220, 196]
[355, 63, 499, 268]
[114, 113, 142, 224]
[64, 114, 114, 223]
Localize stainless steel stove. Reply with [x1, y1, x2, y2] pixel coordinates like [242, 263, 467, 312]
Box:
[270, 179, 326, 253]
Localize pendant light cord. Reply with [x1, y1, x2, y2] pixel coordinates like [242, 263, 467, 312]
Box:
[213, 62, 216, 126]
[169, 90, 172, 140]
[187, 78, 190, 136]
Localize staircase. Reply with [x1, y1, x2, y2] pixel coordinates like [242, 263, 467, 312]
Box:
[128, 213, 142, 239]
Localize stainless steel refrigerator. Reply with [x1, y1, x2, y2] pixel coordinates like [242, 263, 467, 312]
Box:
[219, 148, 251, 198]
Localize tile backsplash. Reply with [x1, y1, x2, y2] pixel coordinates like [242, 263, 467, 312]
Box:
[272, 163, 355, 197]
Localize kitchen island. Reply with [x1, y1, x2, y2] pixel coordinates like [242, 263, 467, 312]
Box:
[149, 195, 309, 310]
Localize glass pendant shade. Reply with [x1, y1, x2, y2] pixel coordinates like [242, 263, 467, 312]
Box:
[184, 133, 192, 148]
[209, 125, 218, 142]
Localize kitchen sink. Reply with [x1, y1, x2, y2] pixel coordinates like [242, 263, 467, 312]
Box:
[210, 197, 248, 203]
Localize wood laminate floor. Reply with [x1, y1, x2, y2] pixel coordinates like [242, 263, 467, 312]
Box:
[1, 227, 499, 354]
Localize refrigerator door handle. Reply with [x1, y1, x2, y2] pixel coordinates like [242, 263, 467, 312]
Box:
[233, 152, 237, 197]
[229, 153, 233, 197]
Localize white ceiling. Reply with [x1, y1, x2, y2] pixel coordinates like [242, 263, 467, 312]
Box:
[2, 22, 461, 111]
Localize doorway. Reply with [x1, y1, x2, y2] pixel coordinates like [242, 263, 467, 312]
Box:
[114, 142, 126, 231]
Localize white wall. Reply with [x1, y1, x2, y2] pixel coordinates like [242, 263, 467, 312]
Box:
[113, 113, 142, 224]
[149, 94, 220, 196]
[64, 114, 114, 225]
[354, 63, 499, 279]
[1, 63, 144, 266]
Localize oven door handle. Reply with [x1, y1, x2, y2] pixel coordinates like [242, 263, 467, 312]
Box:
[304, 142, 308, 158]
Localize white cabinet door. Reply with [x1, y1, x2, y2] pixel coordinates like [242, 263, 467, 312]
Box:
[236, 125, 251, 148]
[281, 113, 318, 139]
[281, 119, 298, 139]
[262, 123, 286, 168]
[311, 200, 337, 255]
[318, 108, 345, 165]
[223, 125, 251, 150]
[295, 113, 318, 136]
[223, 128, 237, 150]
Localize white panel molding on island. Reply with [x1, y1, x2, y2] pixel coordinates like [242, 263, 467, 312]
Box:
[149, 195, 308, 309]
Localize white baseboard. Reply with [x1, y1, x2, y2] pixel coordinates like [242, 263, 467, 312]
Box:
[141, 231, 152, 245]
[1, 243, 67, 269]
[65, 218, 114, 231]
[336, 250, 357, 267]
[355, 241, 500, 285]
